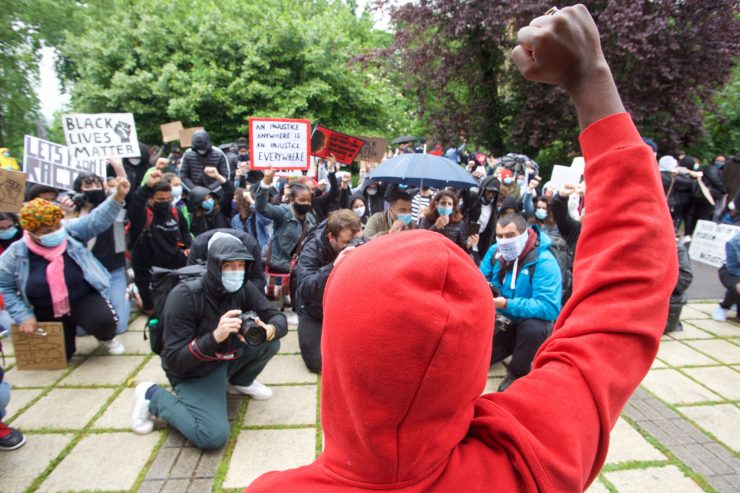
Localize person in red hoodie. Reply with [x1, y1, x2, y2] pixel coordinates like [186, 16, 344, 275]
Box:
[243, 5, 676, 492]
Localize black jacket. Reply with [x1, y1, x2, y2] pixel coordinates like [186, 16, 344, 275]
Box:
[294, 221, 337, 321]
[311, 172, 340, 222]
[179, 131, 230, 194]
[187, 228, 265, 293]
[671, 241, 693, 305]
[106, 142, 150, 200]
[161, 239, 287, 387]
[703, 163, 726, 200]
[550, 193, 581, 256]
[188, 182, 235, 237]
[465, 178, 500, 257]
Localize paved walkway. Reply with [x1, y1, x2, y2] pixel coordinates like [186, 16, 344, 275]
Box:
[0, 302, 738, 492]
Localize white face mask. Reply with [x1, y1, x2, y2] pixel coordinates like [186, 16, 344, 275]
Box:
[352, 206, 366, 218]
[129, 158, 141, 165]
[366, 188, 378, 196]
[497, 230, 529, 261]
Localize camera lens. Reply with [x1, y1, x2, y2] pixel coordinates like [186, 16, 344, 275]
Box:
[240, 314, 266, 347]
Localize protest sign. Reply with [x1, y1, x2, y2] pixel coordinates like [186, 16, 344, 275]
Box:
[62, 113, 139, 177]
[549, 164, 583, 190]
[179, 127, 205, 147]
[357, 136, 388, 163]
[571, 156, 585, 175]
[161, 121, 184, 142]
[11, 322, 67, 370]
[0, 168, 25, 213]
[689, 220, 740, 267]
[249, 118, 311, 170]
[22, 135, 83, 191]
[310, 125, 365, 165]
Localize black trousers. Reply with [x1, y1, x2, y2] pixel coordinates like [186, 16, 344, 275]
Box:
[34, 291, 118, 361]
[492, 318, 552, 378]
[719, 265, 740, 309]
[297, 315, 322, 373]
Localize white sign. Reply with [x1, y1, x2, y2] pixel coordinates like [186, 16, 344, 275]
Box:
[248, 117, 310, 170]
[22, 135, 81, 191]
[571, 156, 585, 175]
[549, 164, 583, 190]
[62, 113, 140, 177]
[689, 220, 740, 267]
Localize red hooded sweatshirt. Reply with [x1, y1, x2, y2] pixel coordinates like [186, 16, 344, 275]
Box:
[244, 113, 677, 492]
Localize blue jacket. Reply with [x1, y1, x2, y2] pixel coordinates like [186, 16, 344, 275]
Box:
[725, 232, 740, 277]
[480, 226, 562, 322]
[0, 196, 123, 324]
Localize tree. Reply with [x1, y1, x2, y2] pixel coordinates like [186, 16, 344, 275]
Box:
[58, 0, 419, 147]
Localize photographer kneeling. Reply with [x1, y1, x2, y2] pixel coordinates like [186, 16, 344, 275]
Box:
[481, 212, 562, 391]
[131, 237, 286, 450]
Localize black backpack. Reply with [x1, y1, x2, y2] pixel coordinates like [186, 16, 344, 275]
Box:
[145, 264, 207, 354]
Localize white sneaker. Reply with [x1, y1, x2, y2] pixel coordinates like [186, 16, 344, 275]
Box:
[131, 382, 156, 434]
[285, 310, 298, 326]
[227, 380, 273, 400]
[100, 337, 125, 355]
[713, 306, 728, 322]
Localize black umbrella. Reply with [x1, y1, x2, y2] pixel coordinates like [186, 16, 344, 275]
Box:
[390, 135, 417, 145]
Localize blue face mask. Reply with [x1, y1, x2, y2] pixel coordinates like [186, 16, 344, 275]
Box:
[221, 271, 245, 293]
[396, 213, 413, 225]
[202, 198, 214, 211]
[398, 184, 409, 190]
[516, 179, 525, 188]
[715, 161, 725, 169]
[35, 227, 67, 248]
[171, 185, 182, 197]
[437, 206, 453, 216]
[0, 227, 18, 240]
[503, 178, 514, 186]
[535, 209, 548, 221]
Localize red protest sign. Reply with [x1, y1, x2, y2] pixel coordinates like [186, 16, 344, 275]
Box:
[310, 125, 365, 165]
[249, 117, 311, 171]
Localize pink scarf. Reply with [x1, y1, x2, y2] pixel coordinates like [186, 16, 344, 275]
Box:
[23, 231, 70, 318]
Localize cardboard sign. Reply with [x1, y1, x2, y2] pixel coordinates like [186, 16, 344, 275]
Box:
[0, 168, 26, 213]
[549, 164, 583, 190]
[22, 135, 84, 191]
[249, 117, 311, 170]
[357, 136, 388, 163]
[160, 121, 184, 143]
[62, 113, 139, 178]
[11, 322, 67, 370]
[179, 127, 205, 148]
[310, 125, 364, 165]
[689, 220, 740, 267]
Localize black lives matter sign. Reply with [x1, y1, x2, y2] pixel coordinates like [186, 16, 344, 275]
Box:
[62, 113, 140, 177]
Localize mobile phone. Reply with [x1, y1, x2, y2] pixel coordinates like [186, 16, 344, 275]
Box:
[468, 222, 481, 236]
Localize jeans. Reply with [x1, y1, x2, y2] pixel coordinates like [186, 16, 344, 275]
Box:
[254, 212, 273, 252]
[0, 381, 10, 420]
[0, 310, 12, 335]
[719, 265, 740, 309]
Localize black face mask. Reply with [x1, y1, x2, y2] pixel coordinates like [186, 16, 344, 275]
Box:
[480, 195, 493, 205]
[84, 189, 107, 206]
[238, 154, 249, 162]
[293, 203, 312, 216]
[151, 201, 171, 216]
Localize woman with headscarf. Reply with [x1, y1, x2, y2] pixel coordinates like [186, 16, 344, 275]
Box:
[0, 178, 131, 360]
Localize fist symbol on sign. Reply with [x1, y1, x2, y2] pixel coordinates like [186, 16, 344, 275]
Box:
[0, 179, 22, 204]
[114, 121, 133, 143]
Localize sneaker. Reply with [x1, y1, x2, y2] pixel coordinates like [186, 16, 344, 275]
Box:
[100, 337, 125, 355]
[497, 371, 518, 392]
[0, 422, 26, 451]
[285, 310, 298, 326]
[131, 382, 156, 434]
[227, 380, 273, 400]
[713, 306, 728, 322]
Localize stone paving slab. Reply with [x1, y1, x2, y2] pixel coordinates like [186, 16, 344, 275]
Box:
[684, 339, 740, 364]
[679, 404, 740, 451]
[656, 340, 717, 366]
[640, 369, 722, 404]
[133, 356, 171, 386]
[258, 354, 317, 385]
[667, 322, 716, 340]
[73, 335, 103, 355]
[116, 329, 155, 354]
[686, 318, 740, 337]
[681, 366, 740, 400]
[11, 388, 115, 430]
[585, 480, 610, 493]
[93, 388, 134, 429]
[0, 433, 73, 493]
[244, 384, 317, 426]
[278, 330, 300, 354]
[128, 315, 148, 331]
[686, 303, 719, 316]
[59, 354, 145, 386]
[483, 376, 504, 394]
[4, 387, 45, 420]
[4, 366, 67, 388]
[223, 428, 316, 489]
[605, 418, 666, 464]
[37, 432, 160, 492]
[488, 361, 507, 377]
[604, 465, 705, 492]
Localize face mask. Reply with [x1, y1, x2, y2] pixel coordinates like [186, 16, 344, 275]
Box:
[84, 189, 107, 206]
[152, 201, 171, 215]
[293, 203, 312, 215]
[128, 158, 141, 165]
[535, 209, 548, 221]
[398, 184, 409, 190]
[196, 149, 207, 156]
[396, 213, 413, 225]
[352, 206, 366, 218]
[221, 271, 245, 293]
[171, 185, 182, 198]
[516, 179, 525, 188]
[366, 188, 378, 196]
[497, 230, 529, 261]
[202, 198, 214, 211]
[238, 154, 249, 162]
[715, 161, 725, 169]
[0, 227, 18, 240]
[437, 206, 453, 216]
[503, 178, 514, 186]
[480, 195, 493, 205]
[35, 227, 67, 248]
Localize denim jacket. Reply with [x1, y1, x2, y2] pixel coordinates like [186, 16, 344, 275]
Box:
[0, 196, 124, 324]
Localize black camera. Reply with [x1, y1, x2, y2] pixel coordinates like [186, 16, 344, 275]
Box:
[239, 312, 266, 347]
[349, 237, 368, 248]
[70, 192, 88, 208]
[488, 282, 501, 298]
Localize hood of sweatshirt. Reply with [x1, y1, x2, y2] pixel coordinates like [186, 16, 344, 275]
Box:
[191, 130, 212, 154]
[204, 234, 253, 298]
[318, 229, 495, 486]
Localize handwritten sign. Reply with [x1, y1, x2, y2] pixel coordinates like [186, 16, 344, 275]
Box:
[11, 322, 67, 370]
[160, 121, 184, 143]
[62, 113, 139, 177]
[689, 220, 740, 267]
[310, 125, 364, 165]
[0, 168, 26, 213]
[357, 136, 388, 163]
[249, 117, 311, 170]
[22, 135, 83, 191]
[179, 127, 205, 147]
[549, 164, 583, 190]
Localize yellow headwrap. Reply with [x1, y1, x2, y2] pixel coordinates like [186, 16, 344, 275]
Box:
[18, 198, 64, 232]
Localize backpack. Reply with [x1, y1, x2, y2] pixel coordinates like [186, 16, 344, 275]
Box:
[530, 234, 574, 307]
[144, 264, 207, 354]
